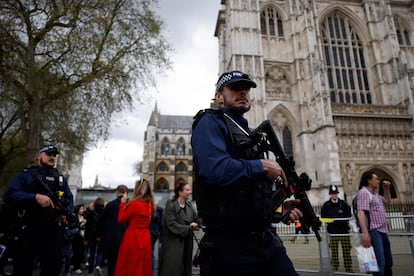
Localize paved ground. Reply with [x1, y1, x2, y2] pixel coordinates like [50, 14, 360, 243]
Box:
[2, 234, 412, 276]
[9, 264, 194, 276]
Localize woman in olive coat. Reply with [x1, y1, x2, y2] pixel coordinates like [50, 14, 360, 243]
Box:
[158, 181, 199, 276]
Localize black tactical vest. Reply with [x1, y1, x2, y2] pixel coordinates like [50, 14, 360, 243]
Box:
[28, 166, 69, 222]
[193, 110, 273, 231]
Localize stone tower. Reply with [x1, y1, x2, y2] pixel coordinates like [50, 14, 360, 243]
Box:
[214, 0, 414, 203]
[141, 104, 194, 194]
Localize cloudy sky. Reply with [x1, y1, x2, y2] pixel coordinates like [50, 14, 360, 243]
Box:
[81, 0, 222, 188]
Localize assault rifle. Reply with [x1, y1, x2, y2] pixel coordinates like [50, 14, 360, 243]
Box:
[250, 120, 322, 241]
[29, 167, 80, 238]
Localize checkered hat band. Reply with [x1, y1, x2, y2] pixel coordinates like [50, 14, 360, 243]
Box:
[216, 73, 233, 90]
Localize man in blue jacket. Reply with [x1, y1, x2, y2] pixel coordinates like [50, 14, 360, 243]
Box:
[3, 144, 73, 276]
[192, 70, 302, 276]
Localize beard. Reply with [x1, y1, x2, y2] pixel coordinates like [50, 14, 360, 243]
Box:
[222, 98, 250, 114]
[228, 105, 250, 114]
[39, 158, 55, 168]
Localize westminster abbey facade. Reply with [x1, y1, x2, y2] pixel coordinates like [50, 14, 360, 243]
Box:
[141, 104, 194, 198]
[141, 0, 414, 204]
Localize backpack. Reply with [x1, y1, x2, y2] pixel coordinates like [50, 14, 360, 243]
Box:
[352, 190, 372, 233]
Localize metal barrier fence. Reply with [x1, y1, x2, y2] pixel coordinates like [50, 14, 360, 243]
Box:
[189, 211, 414, 276]
[277, 214, 414, 276]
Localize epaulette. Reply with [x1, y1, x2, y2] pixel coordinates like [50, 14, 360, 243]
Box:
[192, 108, 223, 130]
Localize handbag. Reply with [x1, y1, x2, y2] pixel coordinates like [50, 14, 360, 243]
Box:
[355, 245, 379, 272]
[63, 225, 80, 240]
[191, 228, 201, 267]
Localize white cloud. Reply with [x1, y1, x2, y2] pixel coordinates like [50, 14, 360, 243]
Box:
[81, 0, 220, 188]
[109, 108, 150, 142]
[81, 140, 143, 188]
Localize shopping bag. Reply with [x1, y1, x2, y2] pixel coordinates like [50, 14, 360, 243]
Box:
[355, 245, 379, 272]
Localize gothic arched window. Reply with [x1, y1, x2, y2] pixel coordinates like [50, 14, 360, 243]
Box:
[282, 127, 293, 158]
[157, 161, 168, 172]
[260, 7, 283, 38]
[154, 178, 169, 191]
[176, 137, 186, 155]
[321, 13, 372, 104]
[394, 16, 411, 46]
[339, 91, 344, 103]
[161, 137, 170, 155]
[176, 161, 187, 172]
[397, 30, 411, 46]
[330, 91, 336, 102]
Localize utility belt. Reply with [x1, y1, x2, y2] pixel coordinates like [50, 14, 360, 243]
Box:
[197, 224, 279, 273]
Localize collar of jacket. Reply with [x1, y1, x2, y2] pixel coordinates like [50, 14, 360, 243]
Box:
[171, 199, 191, 212]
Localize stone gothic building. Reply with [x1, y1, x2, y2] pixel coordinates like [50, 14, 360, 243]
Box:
[214, 0, 414, 203]
[141, 0, 414, 205]
[141, 104, 194, 193]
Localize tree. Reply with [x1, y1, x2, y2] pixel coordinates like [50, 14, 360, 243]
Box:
[0, 0, 171, 183]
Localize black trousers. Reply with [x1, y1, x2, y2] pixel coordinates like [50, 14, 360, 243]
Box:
[14, 222, 64, 276]
[71, 235, 85, 270]
[199, 229, 298, 276]
[329, 236, 352, 272]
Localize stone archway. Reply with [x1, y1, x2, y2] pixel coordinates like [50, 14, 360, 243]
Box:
[154, 177, 169, 191]
[355, 167, 398, 199]
[371, 168, 398, 199]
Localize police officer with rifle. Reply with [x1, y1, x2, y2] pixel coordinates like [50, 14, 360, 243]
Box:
[192, 70, 321, 276]
[2, 145, 74, 276]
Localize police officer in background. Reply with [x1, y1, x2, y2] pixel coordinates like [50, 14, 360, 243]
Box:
[2, 145, 74, 276]
[321, 185, 352, 272]
[191, 70, 302, 276]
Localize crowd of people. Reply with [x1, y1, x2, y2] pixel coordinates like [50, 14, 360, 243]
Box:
[0, 145, 164, 276]
[0, 145, 200, 276]
[0, 70, 394, 276]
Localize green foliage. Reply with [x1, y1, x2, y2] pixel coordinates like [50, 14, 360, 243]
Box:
[0, 0, 171, 175]
[0, 136, 26, 193]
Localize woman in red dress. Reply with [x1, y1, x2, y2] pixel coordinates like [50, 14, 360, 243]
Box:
[114, 179, 154, 276]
